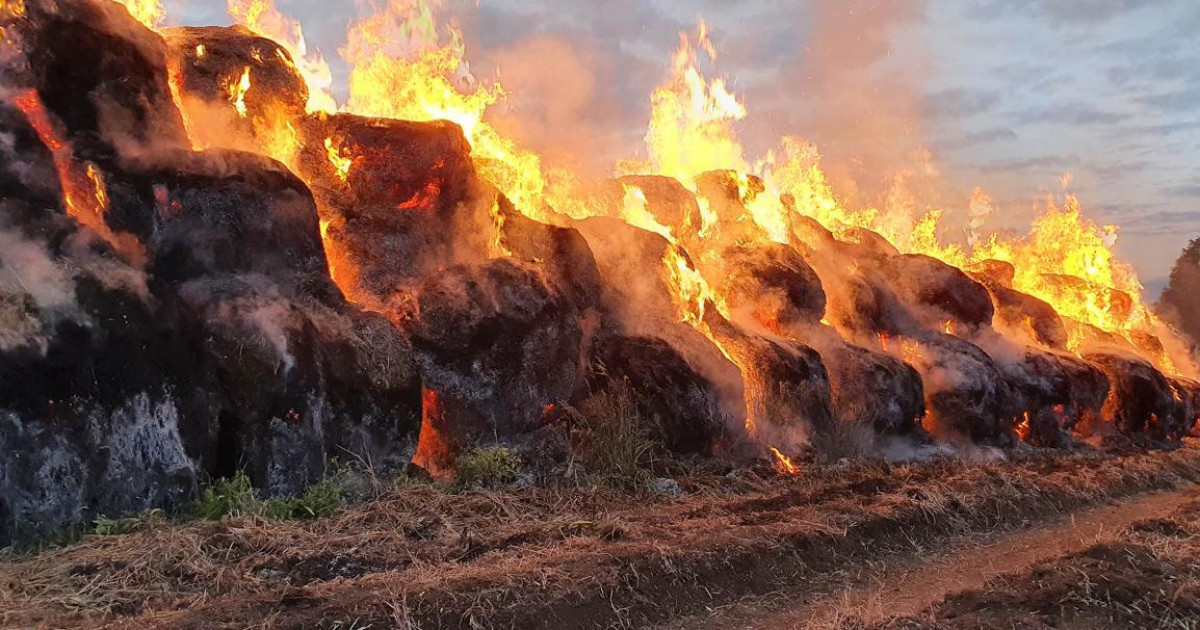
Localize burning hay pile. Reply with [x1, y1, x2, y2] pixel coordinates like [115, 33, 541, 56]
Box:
[0, 0, 1197, 543]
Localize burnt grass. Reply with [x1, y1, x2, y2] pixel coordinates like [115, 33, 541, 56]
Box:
[878, 497, 1200, 630]
[3, 446, 1200, 629]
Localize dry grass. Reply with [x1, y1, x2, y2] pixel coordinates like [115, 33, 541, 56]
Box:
[1, 446, 1199, 629]
[567, 379, 662, 489]
[879, 498, 1200, 629]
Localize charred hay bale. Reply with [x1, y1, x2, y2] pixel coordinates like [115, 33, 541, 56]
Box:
[705, 312, 835, 449]
[908, 335, 1019, 445]
[163, 25, 309, 120]
[1003, 349, 1109, 447]
[297, 113, 477, 217]
[403, 259, 587, 473]
[975, 278, 1069, 350]
[821, 342, 926, 436]
[1166, 378, 1200, 440]
[881, 254, 995, 332]
[0, 105, 419, 539]
[495, 198, 604, 312]
[12, 0, 189, 152]
[100, 148, 332, 292]
[1178, 379, 1200, 437]
[173, 277, 420, 494]
[0, 257, 210, 545]
[713, 243, 827, 329]
[1083, 352, 1179, 439]
[593, 335, 736, 454]
[0, 103, 61, 210]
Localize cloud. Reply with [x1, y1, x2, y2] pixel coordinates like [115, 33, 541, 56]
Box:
[971, 0, 1172, 26]
[1013, 104, 1131, 126]
[923, 88, 1001, 120]
[930, 127, 1018, 152]
[975, 154, 1082, 175]
[1166, 184, 1200, 198]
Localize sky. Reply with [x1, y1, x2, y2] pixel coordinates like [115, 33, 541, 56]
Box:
[162, 0, 1200, 290]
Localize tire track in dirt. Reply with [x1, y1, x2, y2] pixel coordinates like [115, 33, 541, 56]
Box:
[658, 487, 1196, 630]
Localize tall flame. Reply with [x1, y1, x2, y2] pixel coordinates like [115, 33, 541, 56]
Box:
[114, 0, 164, 30]
[90, 0, 1195, 451]
[634, 21, 748, 184]
[340, 0, 549, 217]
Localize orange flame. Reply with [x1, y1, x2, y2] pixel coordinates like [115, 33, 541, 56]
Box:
[227, 0, 336, 113]
[324, 137, 353, 182]
[1016, 411, 1032, 442]
[13, 91, 145, 264]
[769, 447, 800, 476]
[114, 0, 165, 30]
[228, 66, 252, 118]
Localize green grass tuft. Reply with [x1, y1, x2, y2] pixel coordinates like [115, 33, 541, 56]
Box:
[192, 471, 347, 521]
[454, 447, 523, 490]
[92, 509, 165, 536]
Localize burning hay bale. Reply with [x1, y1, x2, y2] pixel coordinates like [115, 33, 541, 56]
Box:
[297, 113, 477, 215]
[2, 0, 1197, 546]
[972, 271, 1070, 350]
[880, 254, 995, 334]
[164, 25, 310, 120]
[10, 0, 189, 152]
[401, 258, 588, 475]
[295, 113, 484, 301]
[1001, 349, 1110, 447]
[494, 198, 606, 312]
[709, 242, 827, 330]
[592, 335, 738, 455]
[615, 175, 706, 237]
[816, 339, 927, 437]
[901, 334, 1020, 446]
[1083, 352, 1180, 440]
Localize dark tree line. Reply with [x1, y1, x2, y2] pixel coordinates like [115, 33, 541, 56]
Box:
[1160, 237, 1200, 345]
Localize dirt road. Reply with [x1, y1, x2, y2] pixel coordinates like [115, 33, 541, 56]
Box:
[656, 488, 1197, 629]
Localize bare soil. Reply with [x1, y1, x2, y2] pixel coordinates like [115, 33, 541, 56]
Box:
[665, 487, 1196, 629]
[3, 445, 1200, 630]
[873, 493, 1200, 629]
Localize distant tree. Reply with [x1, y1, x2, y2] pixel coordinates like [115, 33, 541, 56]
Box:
[1160, 237, 1200, 344]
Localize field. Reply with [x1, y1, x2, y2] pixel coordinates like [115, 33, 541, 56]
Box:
[3, 443, 1200, 630]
